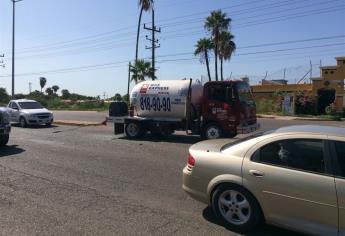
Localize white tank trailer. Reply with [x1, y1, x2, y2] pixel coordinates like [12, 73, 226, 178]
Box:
[111, 79, 259, 139]
[130, 80, 203, 121]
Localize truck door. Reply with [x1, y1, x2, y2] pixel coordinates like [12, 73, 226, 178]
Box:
[204, 84, 236, 130]
[234, 82, 256, 126]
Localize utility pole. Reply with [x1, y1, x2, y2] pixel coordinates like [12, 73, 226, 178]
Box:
[127, 61, 131, 101]
[309, 60, 313, 81]
[144, 8, 161, 80]
[11, 0, 23, 98]
[28, 82, 32, 93]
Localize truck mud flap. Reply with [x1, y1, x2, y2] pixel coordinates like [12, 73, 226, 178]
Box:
[114, 123, 124, 135]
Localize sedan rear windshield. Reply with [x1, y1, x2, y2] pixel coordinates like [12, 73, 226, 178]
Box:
[221, 130, 273, 151]
[19, 102, 44, 109]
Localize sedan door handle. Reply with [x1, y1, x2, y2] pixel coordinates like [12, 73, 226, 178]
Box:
[249, 170, 264, 177]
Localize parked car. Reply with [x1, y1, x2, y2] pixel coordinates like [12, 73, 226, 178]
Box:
[182, 125, 345, 236]
[0, 107, 11, 146]
[7, 99, 54, 127]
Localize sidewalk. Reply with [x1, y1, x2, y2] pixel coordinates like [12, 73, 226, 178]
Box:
[257, 114, 345, 121]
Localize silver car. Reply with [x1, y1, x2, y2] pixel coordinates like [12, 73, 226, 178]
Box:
[182, 125, 345, 236]
[7, 99, 54, 127]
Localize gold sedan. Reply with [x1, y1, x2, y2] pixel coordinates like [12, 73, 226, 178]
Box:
[182, 125, 345, 236]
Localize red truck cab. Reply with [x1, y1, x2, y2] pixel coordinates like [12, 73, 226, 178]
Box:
[201, 81, 258, 139]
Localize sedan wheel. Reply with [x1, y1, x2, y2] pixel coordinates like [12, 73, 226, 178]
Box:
[218, 190, 251, 225]
[212, 184, 262, 233]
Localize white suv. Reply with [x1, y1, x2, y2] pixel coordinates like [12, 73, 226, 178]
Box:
[7, 99, 54, 127]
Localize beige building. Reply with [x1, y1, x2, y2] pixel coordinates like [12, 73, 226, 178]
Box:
[252, 56, 345, 113]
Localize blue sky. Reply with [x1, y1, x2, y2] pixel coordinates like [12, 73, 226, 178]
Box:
[0, 0, 344, 97]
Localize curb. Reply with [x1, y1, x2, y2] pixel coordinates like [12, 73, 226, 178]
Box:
[53, 120, 106, 126]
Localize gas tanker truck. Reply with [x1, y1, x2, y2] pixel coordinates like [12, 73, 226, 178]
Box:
[111, 79, 259, 139]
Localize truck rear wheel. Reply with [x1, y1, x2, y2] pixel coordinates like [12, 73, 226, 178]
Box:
[203, 123, 223, 140]
[125, 121, 144, 139]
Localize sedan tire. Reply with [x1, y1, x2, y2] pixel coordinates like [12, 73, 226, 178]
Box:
[212, 184, 263, 233]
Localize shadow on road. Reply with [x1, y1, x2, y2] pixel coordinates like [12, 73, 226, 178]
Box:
[12, 124, 59, 129]
[0, 145, 25, 157]
[202, 206, 306, 236]
[118, 133, 202, 144]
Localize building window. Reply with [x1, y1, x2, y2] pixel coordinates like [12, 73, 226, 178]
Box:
[324, 71, 328, 74]
[330, 71, 334, 74]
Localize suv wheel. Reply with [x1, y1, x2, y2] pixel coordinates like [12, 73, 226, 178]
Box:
[212, 184, 263, 233]
[19, 117, 27, 128]
[0, 134, 9, 146]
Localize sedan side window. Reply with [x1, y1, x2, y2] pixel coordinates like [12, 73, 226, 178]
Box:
[254, 139, 325, 174]
[334, 141, 345, 178]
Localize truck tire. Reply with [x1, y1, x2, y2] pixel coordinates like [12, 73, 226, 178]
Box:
[19, 117, 27, 128]
[125, 121, 144, 139]
[203, 123, 223, 139]
[0, 134, 9, 146]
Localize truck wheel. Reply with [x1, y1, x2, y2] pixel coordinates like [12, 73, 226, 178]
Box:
[0, 134, 9, 146]
[125, 122, 144, 139]
[19, 117, 27, 128]
[203, 123, 222, 139]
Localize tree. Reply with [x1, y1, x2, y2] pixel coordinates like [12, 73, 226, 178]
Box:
[0, 88, 10, 105]
[61, 89, 71, 100]
[195, 38, 214, 82]
[39, 77, 47, 92]
[114, 93, 122, 101]
[45, 87, 54, 96]
[205, 10, 231, 81]
[52, 85, 60, 94]
[135, 0, 154, 63]
[130, 59, 154, 83]
[218, 31, 236, 81]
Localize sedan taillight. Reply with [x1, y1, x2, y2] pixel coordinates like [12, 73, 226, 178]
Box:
[187, 154, 195, 167]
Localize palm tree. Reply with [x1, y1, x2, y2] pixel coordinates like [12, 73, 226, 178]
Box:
[52, 85, 60, 94]
[45, 87, 53, 96]
[39, 77, 47, 92]
[218, 31, 236, 81]
[130, 59, 154, 83]
[194, 38, 214, 82]
[135, 0, 154, 62]
[205, 10, 231, 81]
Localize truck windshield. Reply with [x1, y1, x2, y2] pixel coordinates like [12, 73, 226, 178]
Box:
[236, 82, 254, 103]
[19, 102, 44, 109]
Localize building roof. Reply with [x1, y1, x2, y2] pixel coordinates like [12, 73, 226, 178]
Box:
[335, 56, 345, 60]
[273, 125, 345, 137]
[320, 66, 340, 69]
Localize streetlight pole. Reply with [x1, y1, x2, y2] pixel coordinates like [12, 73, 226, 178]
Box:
[11, 0, 23, 99]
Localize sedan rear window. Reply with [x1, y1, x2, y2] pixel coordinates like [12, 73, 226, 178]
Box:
[221, 130, 273, 151]
[19, 102, 44, 109]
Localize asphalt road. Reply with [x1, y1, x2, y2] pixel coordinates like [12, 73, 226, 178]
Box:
[53, 110, 107, 122]
[0, 118, 343, 235]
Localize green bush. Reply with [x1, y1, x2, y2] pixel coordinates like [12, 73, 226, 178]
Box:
[256, 98, 281, 114]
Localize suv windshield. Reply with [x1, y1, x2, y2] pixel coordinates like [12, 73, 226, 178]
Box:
[18, 102, 44, 109]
